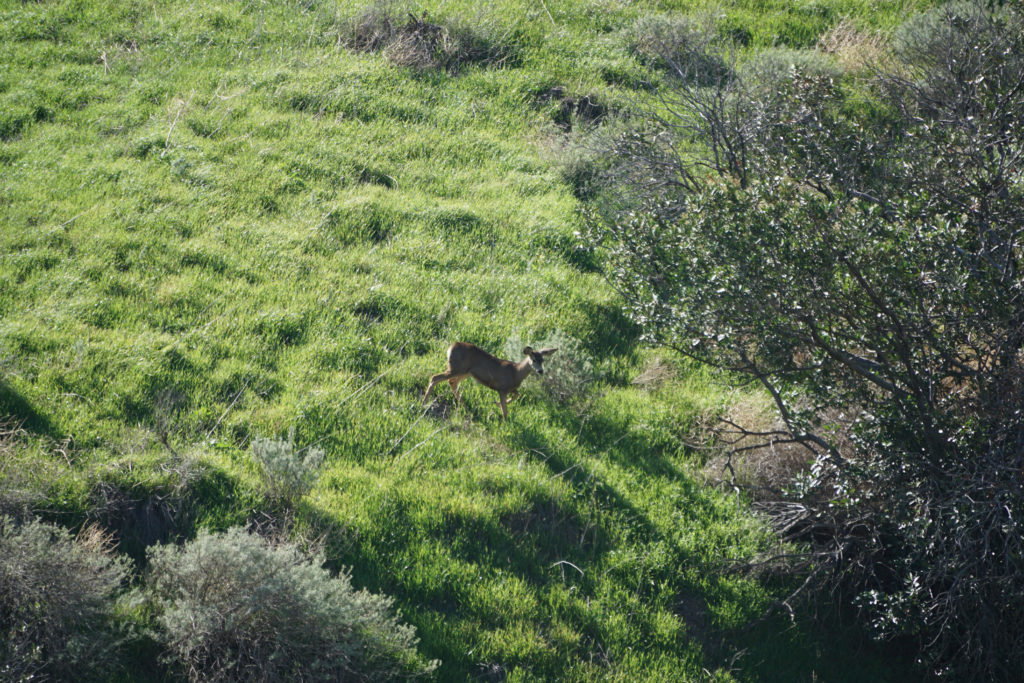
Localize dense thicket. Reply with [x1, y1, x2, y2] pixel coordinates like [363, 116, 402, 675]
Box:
[586, 2, 1024, 679]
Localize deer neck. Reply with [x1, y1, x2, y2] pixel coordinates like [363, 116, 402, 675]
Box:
[514, 359, 534, 385]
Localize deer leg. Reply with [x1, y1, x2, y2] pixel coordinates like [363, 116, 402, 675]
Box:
[423, 372, 452, 404]
[448, 376, 466, 403]
[498, 392, 509, 420]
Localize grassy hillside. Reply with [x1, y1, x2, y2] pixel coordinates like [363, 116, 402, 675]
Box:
[1, 0, 922, 680]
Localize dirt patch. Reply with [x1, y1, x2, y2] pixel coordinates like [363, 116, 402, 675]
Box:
[699, 392, 808, 498]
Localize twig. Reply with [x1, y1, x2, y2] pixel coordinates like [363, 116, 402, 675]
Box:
[549, 462, 581, 480]
[551, 560, 584, 580]
[58, 205, 98, 229]
[337, 371, 388, 406]
[394, 423, 449, 472]
[161, 91, 195, 158]
[742, 564, 824, 631]
[539, 0, 557, 26]
[385, 405, 431, 457]
[337, 342, 407, 407]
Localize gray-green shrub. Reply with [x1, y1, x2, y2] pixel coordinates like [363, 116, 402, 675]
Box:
[505, 330, 596, 404]
[145, 527, 437, 682]
[623, 14, 731, 85]
[739, 46, 842, 83]
[0, 517, 130, 681]
[251, 430, 323, 505]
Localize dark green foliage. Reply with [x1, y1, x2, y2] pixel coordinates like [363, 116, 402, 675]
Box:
[144, 527, 437, 682]
[0, 517, 130, 681]
[587, 2, 1024, 679]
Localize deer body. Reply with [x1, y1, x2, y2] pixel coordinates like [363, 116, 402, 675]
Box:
[422, 342, 557, 419]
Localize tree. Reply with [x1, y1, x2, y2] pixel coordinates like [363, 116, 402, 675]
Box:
[585, 2, 1024, 679]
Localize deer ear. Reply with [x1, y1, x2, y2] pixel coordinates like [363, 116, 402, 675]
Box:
[539, 348, 558, 356]
[522, 346, 533, 355]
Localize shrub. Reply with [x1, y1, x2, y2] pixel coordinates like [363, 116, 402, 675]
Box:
[145, 527, 437, 682]
[623, 14, 731, 85]
[546, 113, 632, 203]
[504, 330, 596, 404]
[251, 429, 323, 506]
[739, 46, 842, 83]
[0, 517, 130, 681]
[342, 2, 513, 74]
[555, 138, 603, 200]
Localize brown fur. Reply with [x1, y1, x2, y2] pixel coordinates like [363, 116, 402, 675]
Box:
[423, 342, 557, 419]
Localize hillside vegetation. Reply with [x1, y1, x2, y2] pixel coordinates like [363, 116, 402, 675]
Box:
[2, 0, 929, 680]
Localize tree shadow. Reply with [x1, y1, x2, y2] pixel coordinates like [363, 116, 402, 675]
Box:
[543, 400, 688, 481]
[293, 403, 915, 681]
[0, 378, 57, 437]
[510, 410, 918, 682]
[707, 598, 921, 682]
[297, 455, 653, 679]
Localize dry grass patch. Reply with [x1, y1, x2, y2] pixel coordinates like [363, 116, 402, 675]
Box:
[631, 356, 677, 390]
[343, 3, 515, 73]
[700, 392, 811, 499]
[816, 18, 887, 72]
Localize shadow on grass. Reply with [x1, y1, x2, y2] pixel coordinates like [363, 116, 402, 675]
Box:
[510, 406, 919, 682]
[297, 472, 634, 678]
[89, 461, 258, 565]
[712, 600, 921, 682]
[294, 398, 918, 682]
[0, 378, 57, 437]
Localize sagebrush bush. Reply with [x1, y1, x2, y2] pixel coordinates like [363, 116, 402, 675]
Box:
[739, 46, 842, 83]
[546, 113, 633, 204]
[0, 517, 130, 681]
[145, 527, 437, 682]
[555, 139, 603, 200]
[815, 18, 886, 72]
[251, 430, 323, 505]
[891, 0, 991, 61]
[505, 330, 596, 404]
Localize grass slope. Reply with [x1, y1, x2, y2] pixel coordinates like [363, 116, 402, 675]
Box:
[1, 0, 918, 680]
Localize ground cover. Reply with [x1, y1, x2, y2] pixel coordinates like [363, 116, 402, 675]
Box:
[1, 0, 922, 679]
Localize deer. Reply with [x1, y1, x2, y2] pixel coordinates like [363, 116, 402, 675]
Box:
[422, 342, 557, 420]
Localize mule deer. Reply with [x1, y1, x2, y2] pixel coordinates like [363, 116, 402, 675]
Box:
[422, 342, 557, 419]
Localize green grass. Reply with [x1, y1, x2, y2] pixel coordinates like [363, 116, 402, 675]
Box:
[0, 0, 924, 679]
